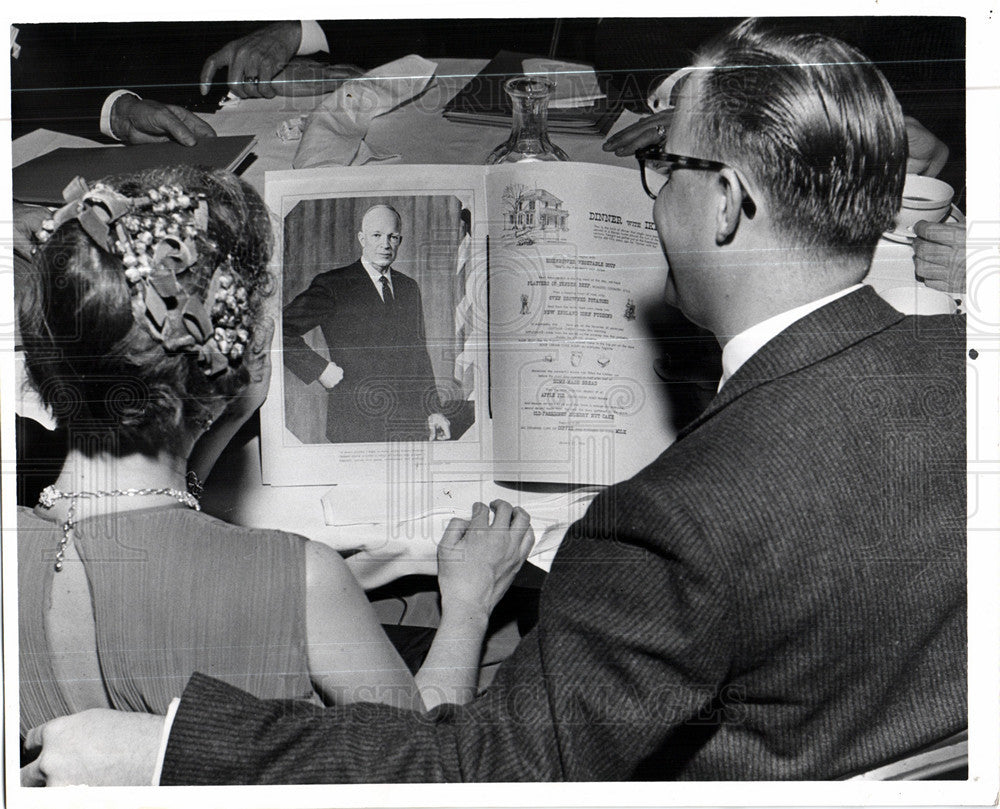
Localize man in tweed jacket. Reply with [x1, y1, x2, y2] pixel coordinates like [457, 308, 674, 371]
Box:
[22, 20, 966, 785]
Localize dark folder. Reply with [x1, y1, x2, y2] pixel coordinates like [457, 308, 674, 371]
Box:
[13, 135, 257, 205]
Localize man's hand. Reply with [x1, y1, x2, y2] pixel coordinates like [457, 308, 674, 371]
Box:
[318, 361, 345, 390]
[913, 220, 965, 294]
[21, 710, 164, 786]
[199, 21, 303, 99]
[602, 109, 674, 157]
[110, 95, 216, 146]
[904, 115, 949, 178]
[427, 412, 451, 441]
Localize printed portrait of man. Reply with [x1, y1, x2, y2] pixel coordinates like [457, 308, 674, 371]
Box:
[281, 196, 474, 444]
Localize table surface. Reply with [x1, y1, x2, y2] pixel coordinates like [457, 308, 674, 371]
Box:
[12, 57, 954, 589]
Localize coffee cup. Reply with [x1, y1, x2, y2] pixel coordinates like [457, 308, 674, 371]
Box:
[896, 174, 953, 232]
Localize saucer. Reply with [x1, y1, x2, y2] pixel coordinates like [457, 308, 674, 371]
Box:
[882, 205, 964, 244]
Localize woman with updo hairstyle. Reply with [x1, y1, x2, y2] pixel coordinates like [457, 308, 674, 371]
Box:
[17, 166, 533, 738]
[22, 166, 272, 453]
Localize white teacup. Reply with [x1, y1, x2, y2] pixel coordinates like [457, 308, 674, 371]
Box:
[896, 174, 954, 232]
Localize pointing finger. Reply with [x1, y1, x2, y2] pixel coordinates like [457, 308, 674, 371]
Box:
[199, 49, 226, 95]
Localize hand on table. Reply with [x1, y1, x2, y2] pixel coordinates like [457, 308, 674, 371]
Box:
[427, 412, 451, 441]
[436, 500, 534, 619]
[21, 709, 163, 786]
[199, 21, 303, 99]
[602, 109, 674, 157]
[913, 220, 965, 294]
[904, 115, 949, 178]
[110, 95, 217, 146]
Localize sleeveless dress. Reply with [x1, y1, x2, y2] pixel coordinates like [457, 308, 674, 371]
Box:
[18, 505, 318, 735]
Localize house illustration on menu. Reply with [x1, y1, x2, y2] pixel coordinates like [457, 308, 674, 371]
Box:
[503, 186, 570, 244]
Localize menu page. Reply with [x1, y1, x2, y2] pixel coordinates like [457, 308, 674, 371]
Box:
[486, 162, 677, 485]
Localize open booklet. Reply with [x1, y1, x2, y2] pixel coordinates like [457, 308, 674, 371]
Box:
[261, 162, 679, 487]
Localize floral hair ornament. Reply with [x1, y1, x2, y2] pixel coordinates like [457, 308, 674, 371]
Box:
[35, 177, 251, 376]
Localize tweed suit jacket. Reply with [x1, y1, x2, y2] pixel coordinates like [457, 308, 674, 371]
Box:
[163, 286, 966, 782]
[282, 260, 440, 443]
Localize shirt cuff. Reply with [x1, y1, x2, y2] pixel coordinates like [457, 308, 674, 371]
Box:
[152, 697, 181, 785]
[100, 89, 139, 140]
[297, 20, 328, 55]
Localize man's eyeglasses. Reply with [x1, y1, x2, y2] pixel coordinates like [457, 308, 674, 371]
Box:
[636, 145, 756, 217]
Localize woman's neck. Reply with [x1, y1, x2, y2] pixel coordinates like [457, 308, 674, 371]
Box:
[47, 448, 190, 514]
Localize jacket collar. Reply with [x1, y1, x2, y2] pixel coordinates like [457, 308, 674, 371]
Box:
[676, 286, 906, 440]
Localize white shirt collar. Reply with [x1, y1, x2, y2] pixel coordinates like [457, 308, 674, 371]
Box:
[360, 258, 393, 299]
[718, 284, 864, 391]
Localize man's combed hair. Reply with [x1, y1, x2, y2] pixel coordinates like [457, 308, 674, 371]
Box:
[20, 166, 273, 456]
[691, 19, 908, 256]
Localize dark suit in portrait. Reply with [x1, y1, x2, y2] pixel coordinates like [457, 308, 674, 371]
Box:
[282, 260, 441, 444]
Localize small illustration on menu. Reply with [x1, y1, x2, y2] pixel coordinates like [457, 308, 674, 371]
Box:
[501, 183, 570, 246]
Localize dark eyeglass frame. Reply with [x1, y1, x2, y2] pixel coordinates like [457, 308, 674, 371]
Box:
[636, 145, 756, 218]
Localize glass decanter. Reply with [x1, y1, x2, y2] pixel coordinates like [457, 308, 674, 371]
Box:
[486, 76, 570, 165]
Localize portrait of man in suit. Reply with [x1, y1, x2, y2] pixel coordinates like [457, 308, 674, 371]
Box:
[282, 203, 453, 444]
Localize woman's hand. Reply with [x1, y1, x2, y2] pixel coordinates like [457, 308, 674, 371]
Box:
[436, 500, 534, 620]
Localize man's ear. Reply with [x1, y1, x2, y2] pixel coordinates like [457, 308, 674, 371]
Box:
[714, 167, 749, 245]
[357, 231, 365, 249]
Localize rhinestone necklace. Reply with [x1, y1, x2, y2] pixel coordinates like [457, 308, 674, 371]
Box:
[37, 484, 201, 572]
